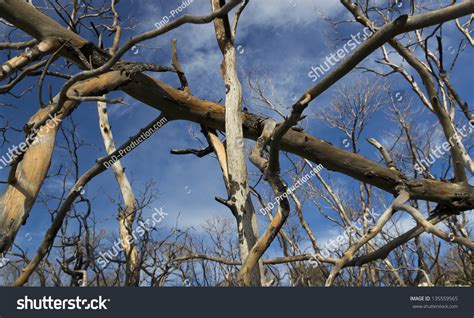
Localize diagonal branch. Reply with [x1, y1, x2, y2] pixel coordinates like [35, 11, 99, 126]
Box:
[14, 114, 168, 286]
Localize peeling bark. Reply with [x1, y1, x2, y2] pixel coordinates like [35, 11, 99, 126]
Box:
[211, 0, 263, 286]
[0, 0, 472, 209]
[98, 100, 139, 286]
[0, 71, 130, 254]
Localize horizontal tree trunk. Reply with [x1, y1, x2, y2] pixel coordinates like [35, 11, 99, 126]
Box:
[0, 0, 472, 216]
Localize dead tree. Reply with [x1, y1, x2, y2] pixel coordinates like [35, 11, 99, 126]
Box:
[0, 0, 472, 286]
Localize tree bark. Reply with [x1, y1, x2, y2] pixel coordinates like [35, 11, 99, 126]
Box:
[0, 0, 472, 208]
[0, 71, 130, 253]
[97, 100, 140, 286]
[1, 0, 473, 256]
[211, 0, 263, 286]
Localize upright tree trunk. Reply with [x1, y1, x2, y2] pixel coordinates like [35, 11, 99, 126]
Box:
[222, 48, 263, 285]
[97, 100, 140, 286]
[211, 0, 264, 286]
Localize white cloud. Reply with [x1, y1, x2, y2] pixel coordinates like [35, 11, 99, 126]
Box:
[240, 0, 342, 28]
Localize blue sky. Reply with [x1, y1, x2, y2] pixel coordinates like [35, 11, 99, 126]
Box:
[0, 0, 472, 266]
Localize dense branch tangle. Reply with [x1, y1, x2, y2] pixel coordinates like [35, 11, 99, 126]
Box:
[0, 0, 472, 286]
